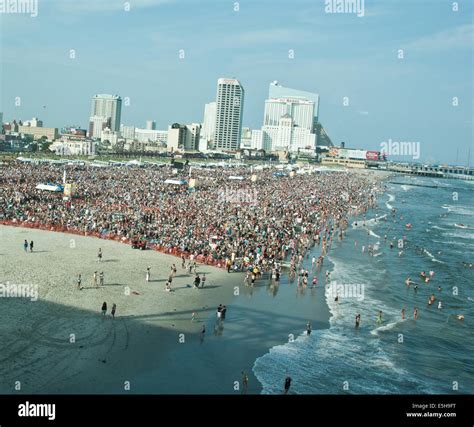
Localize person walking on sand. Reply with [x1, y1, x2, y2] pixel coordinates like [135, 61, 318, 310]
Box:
[29, 241, 34, 252]
[99, 272, 104, 287]
[284, 376, 292, 394]
[77, 274, 82, 290]
[194, 274, 201, 289]
[97, 248, 102, 262]
[146, 267, 151, 282]
[200, 324, 206, 343]
[201, 274, 206, 288]
[181, 255, 186, 269]
[23, 240, 28, 253]
[93, 271, 98, 288]
[111, 303, 116, 318]
[241, 371, 249, 394]
[101, 302, 107, 317]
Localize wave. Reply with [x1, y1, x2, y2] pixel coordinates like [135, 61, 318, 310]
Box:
[422, 248, 446, 264]
[252, 255, 420, 394]
[443, 232, 474, 240]
[444, 206, 474, 216]
[401, 185, 412, 191]
[369, 230, 381, 238]
[370, 320, 405, 336]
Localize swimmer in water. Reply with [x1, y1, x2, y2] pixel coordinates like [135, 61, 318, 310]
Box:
[438, 286, 442, 292]
[414, 307, 418, 320]
[456, 314, 464, 321]
[306, 321, 312, 335]
[355, 313, 361, 328]
[429, 271, 434, 277]
[438, 301, 442, 310]
[401, 308, 405, 320]
[405, 277, 412, 286]
[376, 310, 383, 324]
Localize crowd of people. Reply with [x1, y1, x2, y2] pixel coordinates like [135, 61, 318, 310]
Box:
[0, 161, 381, 270]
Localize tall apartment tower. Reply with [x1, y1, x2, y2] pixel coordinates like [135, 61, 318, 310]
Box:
[214, 78, 244, 151]
[88, 94, 122, 138]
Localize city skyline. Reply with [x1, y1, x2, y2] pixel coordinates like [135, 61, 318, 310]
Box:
[0, 0, 472, 163]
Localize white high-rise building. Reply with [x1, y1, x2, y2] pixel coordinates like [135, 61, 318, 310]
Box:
[269, 81, 320, 124]
[263, 98, 314, 131]
[199, 102, 216, 152]
[89, 94, 122, 138]
[185, 123, 201, 151]
[146, 120, 156, 130]
[89, 116, 109, 139]
[214, 78, 244, 151]
[256, 99, 317, 154]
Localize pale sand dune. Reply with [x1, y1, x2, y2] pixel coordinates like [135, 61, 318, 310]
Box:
[0, 225, 242, 393]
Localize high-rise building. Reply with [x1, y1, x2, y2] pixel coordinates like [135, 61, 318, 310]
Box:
[185, 123, 201, 151]
[89, 116, 109, 139]
[89, 94, 122, 138]
[269, 81, 319, 124]
[263, 98, 314, 131]
[146, 120, 156, 130]
[255, 86, 318, 154]
[214, 78, 244, 151]
[167, 123, 187, 152]
[200, 102, 216, 149]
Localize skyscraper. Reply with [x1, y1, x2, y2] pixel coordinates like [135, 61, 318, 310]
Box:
[252, 84, 318, 154]
[214, 78, 244, 151]
[269, 81, 319, 125]
[88, 94, 122, 138]
[146, 120, 156, 130]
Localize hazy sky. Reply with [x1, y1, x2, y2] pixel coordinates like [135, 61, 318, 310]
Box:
[1, 0, 472, 164]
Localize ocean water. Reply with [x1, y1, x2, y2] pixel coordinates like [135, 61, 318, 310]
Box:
[253, 176, 474, 394]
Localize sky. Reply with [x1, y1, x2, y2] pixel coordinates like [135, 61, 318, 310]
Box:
[0, 0, 472, 164]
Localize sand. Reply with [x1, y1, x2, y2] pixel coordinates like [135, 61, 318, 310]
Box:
[0, 225, 243, 394]
[0, 224, 331, 394]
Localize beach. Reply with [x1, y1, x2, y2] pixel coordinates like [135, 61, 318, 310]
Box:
[0, 224, 330, 394]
